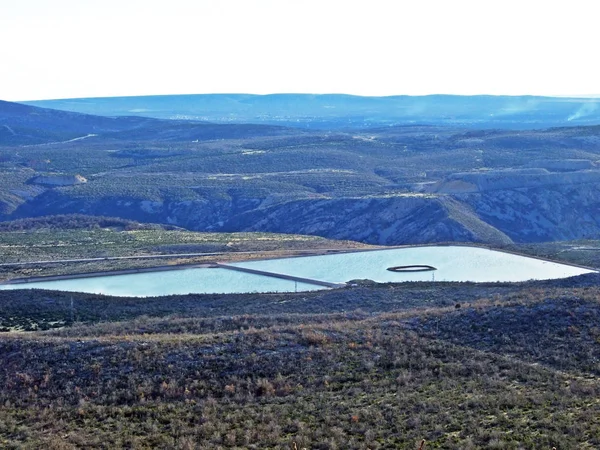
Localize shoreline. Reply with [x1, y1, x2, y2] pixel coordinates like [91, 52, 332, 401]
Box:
[0, 247, 369, 286]
[1, 262, 218, 285]
[0, 242, 597, 286]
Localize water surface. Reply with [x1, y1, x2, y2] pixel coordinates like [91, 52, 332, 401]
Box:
[0, 267, 321, 297]
[0, 246, 593, 297]
[230, 246, 594, 283]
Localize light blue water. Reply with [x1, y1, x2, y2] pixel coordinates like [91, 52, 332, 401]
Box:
[230, 246, 595, 283]
[0, 268, 322, 297]
[0, 246, 594, 297]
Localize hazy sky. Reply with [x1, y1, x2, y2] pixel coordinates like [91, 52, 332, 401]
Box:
[1, 0, 599, 101]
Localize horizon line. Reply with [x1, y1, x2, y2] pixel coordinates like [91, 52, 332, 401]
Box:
[16, 92, 600, 103]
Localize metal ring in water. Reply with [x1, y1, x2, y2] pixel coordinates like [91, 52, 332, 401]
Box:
[387, 265, 437, 272]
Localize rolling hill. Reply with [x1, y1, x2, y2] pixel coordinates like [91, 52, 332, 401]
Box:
[0, 99, 167, 146]
[0, 100, 303, 146]
[2, 275, 600, 448]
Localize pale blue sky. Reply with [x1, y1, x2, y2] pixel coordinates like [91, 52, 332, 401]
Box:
[1, 0, 598, 101]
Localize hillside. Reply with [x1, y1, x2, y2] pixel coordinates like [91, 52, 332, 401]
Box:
[1, 109, 600, 244]
[0, 100, 302, 146]
[2, 276, 600, 448]
[1, 99, 600, 245]
[0, 100, 167, 146]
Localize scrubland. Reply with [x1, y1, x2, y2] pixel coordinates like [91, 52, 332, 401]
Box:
[1, 276, 600, 449]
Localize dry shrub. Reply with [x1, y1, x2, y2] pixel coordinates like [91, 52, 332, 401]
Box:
[255, 378, 275, 397]
[300, 329, 331, 346]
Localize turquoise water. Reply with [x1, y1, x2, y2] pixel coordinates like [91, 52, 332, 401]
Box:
[230, 246, 595, 283]
[0, 246, 594, 297]
[0, 268, 322, 297]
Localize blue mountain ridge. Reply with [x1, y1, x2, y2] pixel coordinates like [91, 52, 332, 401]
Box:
[22, 94, 600, 130]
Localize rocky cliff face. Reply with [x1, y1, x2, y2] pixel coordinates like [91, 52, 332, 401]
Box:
[8, 173, 600, 245]
[221, 195, 513, 245]
[7, 165, 600, 246]
[10, 190, 512, 245]
[423, 167, 600, 242]
[10, 173, 600, 245]
[11, 191, 244, 232]
[458, 183, 600, 242]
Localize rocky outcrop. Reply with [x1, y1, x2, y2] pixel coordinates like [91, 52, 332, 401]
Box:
[421, 165, 600, 242]
[457, 183, 600, 242]
[10, 189, 261, 232]
[10, 190, 513, 246]
[221, 195, 513, 245]
[31, 174, 87, 187]
[8, 173, 600, 245]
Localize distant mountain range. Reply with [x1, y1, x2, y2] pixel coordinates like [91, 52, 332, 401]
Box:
[22, 94, 600, 130]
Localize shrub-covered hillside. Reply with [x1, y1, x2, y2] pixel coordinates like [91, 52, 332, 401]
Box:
[1, 277, 600, 448]
[2, 100, 600, 244]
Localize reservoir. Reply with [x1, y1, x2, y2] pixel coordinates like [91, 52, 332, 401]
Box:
[229, 245, 594, 283]
[0, 246, 594, 297]
[0, 267, 323, 297]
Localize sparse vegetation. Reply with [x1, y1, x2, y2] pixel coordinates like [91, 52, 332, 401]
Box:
[2, 96, 600, 449]
[1, 279, 600, 448]
[0, 218, 374, 281]
[2, 111, 600, 244]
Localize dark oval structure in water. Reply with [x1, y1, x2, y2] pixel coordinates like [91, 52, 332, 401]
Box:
[387, 265, 437, 272]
